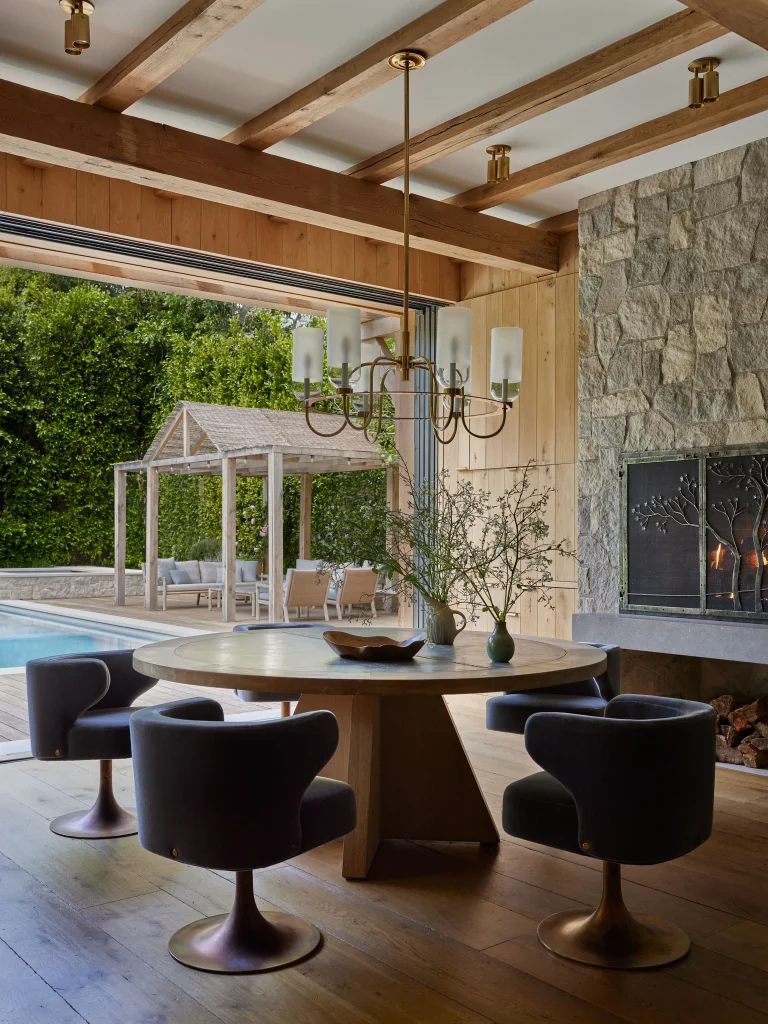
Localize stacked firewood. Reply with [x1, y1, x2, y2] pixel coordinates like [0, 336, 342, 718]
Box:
[710, 695, 768, 768]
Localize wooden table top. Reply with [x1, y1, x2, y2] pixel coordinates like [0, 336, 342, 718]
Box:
[134, 628, 607, 697]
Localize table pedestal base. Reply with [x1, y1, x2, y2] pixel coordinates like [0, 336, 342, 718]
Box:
[295, 694, 499, 879]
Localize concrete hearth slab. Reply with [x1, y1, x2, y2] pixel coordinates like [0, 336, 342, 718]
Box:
[573, 612, 768, 666]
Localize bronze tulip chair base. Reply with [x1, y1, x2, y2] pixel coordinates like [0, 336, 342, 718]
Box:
[169, 871, 321, 974]
[50, 760, 138, 839]
[537, 862, 690, 969]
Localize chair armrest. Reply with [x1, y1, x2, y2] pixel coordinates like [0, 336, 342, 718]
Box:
[525, 703, 716, 864]
[26, 657, 110, 759]
[582, 643, 620, 700]
[89, 650, 157, 709]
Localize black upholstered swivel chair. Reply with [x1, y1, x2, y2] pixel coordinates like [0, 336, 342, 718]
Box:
[130, 697, 356, 974]
[503, 694, 716, 969]
[26, 650, 157, 838]
[486, 643, 619, 734]
[232, 622, 327, 717]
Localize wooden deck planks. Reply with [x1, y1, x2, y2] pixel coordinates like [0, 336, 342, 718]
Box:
[0, 693, 765, 1023]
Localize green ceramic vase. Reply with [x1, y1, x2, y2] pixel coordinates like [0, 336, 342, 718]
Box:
[487, 620, 515, 663]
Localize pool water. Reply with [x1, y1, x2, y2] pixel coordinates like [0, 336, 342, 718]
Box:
[0, 608, 174, 668]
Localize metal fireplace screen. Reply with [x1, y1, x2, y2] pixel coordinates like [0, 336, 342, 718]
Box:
[621, 447, 768, 621]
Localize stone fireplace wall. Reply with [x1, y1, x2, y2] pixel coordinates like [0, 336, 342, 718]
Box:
[578, 140, 768, 613]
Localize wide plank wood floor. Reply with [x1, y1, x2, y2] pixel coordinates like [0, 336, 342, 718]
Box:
[1, 692, 767, 1023]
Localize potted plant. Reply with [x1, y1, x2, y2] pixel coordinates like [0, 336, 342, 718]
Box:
[456, 465, 572, 662]
[362, 466, 486, 644]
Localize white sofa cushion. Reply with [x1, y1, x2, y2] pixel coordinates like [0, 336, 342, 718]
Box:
[157, 557, 176, 581]
[175, 559, 202, 584]
[237, 559, 259, 582]
[296, 559, 321, 571]
[199, 561, 221, 584]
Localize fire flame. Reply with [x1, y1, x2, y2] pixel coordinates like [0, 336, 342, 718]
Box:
[713, 544, 724, 569]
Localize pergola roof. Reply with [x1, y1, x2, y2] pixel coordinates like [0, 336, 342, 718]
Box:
[115, 401, 385, 476]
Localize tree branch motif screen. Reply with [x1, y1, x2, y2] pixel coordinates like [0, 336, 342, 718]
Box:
[621, 448, 768, 621]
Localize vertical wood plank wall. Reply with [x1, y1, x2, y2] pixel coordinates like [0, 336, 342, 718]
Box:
[0, 153, 460, 302]
[442, 233, 578, 640]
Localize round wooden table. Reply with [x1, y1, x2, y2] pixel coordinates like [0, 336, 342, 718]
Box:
[135, 628, 606, 879]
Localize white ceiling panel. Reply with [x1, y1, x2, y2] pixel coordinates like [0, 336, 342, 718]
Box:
[0, 0, 766, 224]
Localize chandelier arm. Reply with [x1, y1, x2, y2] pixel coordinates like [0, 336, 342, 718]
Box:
[303, 400, 350, 438]
[341, 393, 374, 432]
[459, 397, 508, 440]
[428, 373, 458, 435]
[434, 415, 460, 446]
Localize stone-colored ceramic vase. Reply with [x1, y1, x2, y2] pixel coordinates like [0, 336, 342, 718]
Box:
[424, 597, 467, 645]
[487, 620, 515, 663]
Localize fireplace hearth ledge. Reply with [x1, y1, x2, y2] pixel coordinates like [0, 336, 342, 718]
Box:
[572, 613, 768, 667]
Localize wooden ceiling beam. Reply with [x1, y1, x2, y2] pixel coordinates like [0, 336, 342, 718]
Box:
[79, 0, 268, 112]
[0, 78, 558, 273]
[223, 0, 534, 150]
[528, 210, 577, 234]
[683, 1, 768, 50]
[346, 10, 726, 184]
[445, 75, 768, 210]
[0, 238, 334, 317]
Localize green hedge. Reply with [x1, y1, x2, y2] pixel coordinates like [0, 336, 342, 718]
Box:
[0, 269, 386, 569]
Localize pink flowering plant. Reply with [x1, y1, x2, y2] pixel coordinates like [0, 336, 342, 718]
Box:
[237, 501, 268, 560]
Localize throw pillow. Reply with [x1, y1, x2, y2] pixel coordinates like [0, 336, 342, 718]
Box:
[175, 559, 202, 584]
[237, 559, 258, 582]
[199, 561, 221, 584]
[157, 557, 176, 582]
[169, 569, 192, 584]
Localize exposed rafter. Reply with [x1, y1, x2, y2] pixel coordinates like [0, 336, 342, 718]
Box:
[445, 76, 768, 210]
[683, 0, 768, 50]
[529, 210, 577, 234]
[0, 78, 558, 273]
[346, 10, 726, 183]
[79, 0, 267, 112]
[223, 0, 534, 150]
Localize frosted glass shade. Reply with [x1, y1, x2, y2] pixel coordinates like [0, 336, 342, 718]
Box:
[436, 306, 472, 388]
[326, 306, 361, 368]
[292, 327, 324, 382]
[490, 327, 523, 382]
[353, 341, 386, 393]
[490, 327, 522, 402]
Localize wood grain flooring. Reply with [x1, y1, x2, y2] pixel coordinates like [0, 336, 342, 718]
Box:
[0, 691, 766, 1023]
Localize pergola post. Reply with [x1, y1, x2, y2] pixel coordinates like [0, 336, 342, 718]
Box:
[268, 451, 284, 622]
[299, 473, 312, 560]
[144, 464, 158, 611]
[221, 456, 237, 623]
[114, 467, 126, 607]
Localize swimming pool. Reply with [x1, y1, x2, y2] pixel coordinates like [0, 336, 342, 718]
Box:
[0, 608, 174, 668]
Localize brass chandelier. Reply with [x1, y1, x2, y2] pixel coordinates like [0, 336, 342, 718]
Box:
[292, 50, 523, 445]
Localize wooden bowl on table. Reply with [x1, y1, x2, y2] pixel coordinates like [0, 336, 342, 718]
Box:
[323, 631, 426, 662]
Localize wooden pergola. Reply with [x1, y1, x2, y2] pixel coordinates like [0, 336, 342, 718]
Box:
[114, 400, 389, 623]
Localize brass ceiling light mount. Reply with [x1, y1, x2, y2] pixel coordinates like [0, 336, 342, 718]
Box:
[688, 57, 720, 109]
[486, 144, 511, 184]
[387, 50, 427, 72]
[60, 0, 94, 56]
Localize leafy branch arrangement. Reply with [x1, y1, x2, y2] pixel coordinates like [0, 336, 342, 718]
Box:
[455, 464, 573, 625]
[331, 459, 572, 650]
[365, 463, 487, 614]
